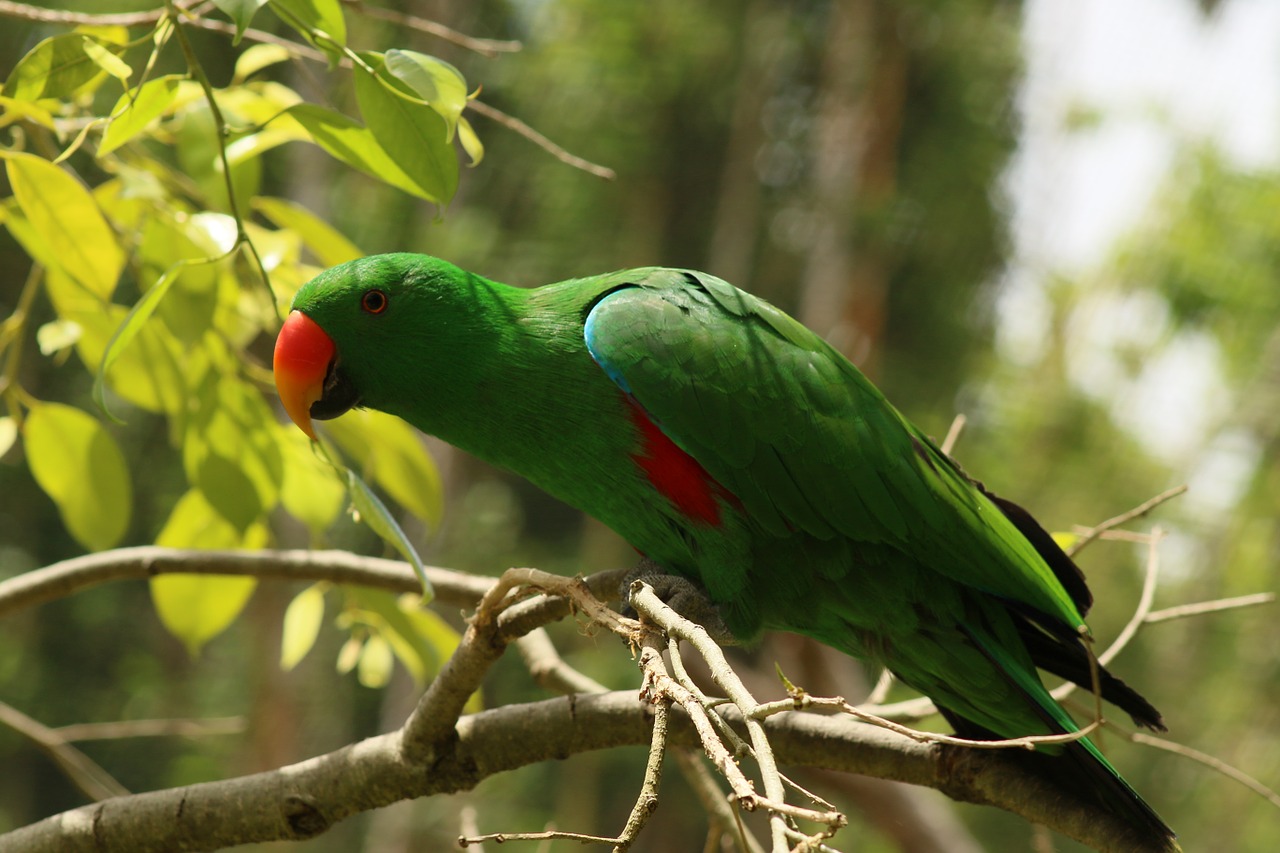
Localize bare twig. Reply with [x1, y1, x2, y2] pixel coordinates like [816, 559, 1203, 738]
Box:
[467, 100, 617, 180]
[1132, 732, 1280, 810]
[630, 582, 845, 852]
[1067, 486, 1187, 557]
[0, 0, 200, 26]
[54, 717, 245, 742]
[673, 749, 766, 853]
[0, 701, 129, 801]
[515, 628, 609, 695]
[940, 413, 966, 455]
[864, 668, 896, 706]
[0, 546, 495, 620]
[344, 1, 522, 57]
[1144, 592, 1275, 624]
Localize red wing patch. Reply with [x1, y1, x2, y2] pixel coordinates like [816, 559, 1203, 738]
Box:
[625, 396, 728, 527]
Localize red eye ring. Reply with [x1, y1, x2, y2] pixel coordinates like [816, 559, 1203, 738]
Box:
[361, 289, 388, 314]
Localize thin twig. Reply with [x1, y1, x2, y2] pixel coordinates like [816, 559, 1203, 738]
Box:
[673, 749, 767, 853]
[515, 628, 610, 695]
[1144, 592, 1275, 624]
[1067, 485, 1186, 557]
[345, 1, 522, 57]
[864, 669, 896, 706]
[468, 100, 617, 180]
[1131, 732, 1280, 810]
[614, 637, 670, 851]
[54, 716, 245, 741]
[940, 413, 966, 455]
[1051, 528, 1162, 707]
[0, 0, 200, 26]
[0, 700, 130, 801]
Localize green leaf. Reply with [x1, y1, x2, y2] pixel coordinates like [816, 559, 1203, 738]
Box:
[353, 58, 458, 204]
[80, 38, 131, 82]
[24, 402, 131, 551]
[287, 104, 442, 201]
[4, 34, 113, 101]
[281, 584, 326, 670]
[253, 196, 362, 266]
[3, 152, 124, 300]
[345, 468, 433, 599]
[0, 417, 19, 459]
[269, 0, 346, 59]
[233, 43, 292, 82]
[99, 75, 181, 156]
[151, 489, 263, 656]
[382, 50, 468, 140]
[325, 409, 443, 527]
[213, 0, 269, 44]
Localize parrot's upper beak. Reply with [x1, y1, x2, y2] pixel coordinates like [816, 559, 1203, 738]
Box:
[273, 310, 335, 441]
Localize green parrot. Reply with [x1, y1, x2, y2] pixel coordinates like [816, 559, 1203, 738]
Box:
[274, 253, 1176, 849]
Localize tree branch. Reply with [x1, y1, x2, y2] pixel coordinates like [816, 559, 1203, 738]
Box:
[0, 689, 1178, 853]
[0, 547, 496, 620]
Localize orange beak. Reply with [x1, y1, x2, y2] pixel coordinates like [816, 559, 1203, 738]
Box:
[273, 310, 335, 441]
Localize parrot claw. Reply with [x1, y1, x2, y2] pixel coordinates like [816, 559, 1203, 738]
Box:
[620, 558, 738, 646]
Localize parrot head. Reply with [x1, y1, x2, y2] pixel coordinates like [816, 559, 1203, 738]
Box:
[273, 253, 475, 440]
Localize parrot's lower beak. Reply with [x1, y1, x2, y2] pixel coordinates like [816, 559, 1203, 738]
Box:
[273, 310, 335, 441]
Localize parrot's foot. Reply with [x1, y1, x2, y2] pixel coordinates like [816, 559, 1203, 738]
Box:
[620, 558, 737, 646]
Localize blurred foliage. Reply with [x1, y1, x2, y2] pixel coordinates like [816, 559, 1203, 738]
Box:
[0, 0, 1276, 852]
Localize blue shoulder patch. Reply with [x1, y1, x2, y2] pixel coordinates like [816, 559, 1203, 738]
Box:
[583, 289, 635, 395]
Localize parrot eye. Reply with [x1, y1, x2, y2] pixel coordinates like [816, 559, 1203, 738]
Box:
[361, 289, 388, 314]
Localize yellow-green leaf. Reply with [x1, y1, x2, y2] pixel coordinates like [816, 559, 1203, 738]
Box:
[92, 254, 216, 420]
[1051, 531, 1079, 551]
[45, 268, 188, 416]
[336, 635, 362, 674]
[458, 115, 484, 167]
[4, 34, 111, 101]
[0, 95, 56, 130]
[81, 38, 131, 82]
[287, 104, 439, 201]
[253, 196, 361, 266]
[213, 0, 269, 44]
[184, 372, 284, 533]
[357, 632, 393, 688]
[36, 319, 82, 355]
[4, 152, 124, 299]
[99, 75, 182, 156]
[353, 59, 457, 204]
[269, 0, 346, 59]
[24, 402, 131, 551]
[0, 417, 18, 459]
[346, 468, 432, 599]
[278, 425, 345, 533]
[326, 409, 443, 527]
[233, 43, 291, 81]
[383, 50, 468, 140]
[151, 489, 263, 656]
[281, 584, 326, 670]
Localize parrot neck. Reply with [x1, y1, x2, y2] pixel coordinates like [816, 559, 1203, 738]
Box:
[377, 275, 632, 500]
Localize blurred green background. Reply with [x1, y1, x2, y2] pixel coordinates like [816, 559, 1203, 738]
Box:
[0, 0, 1277, 850]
